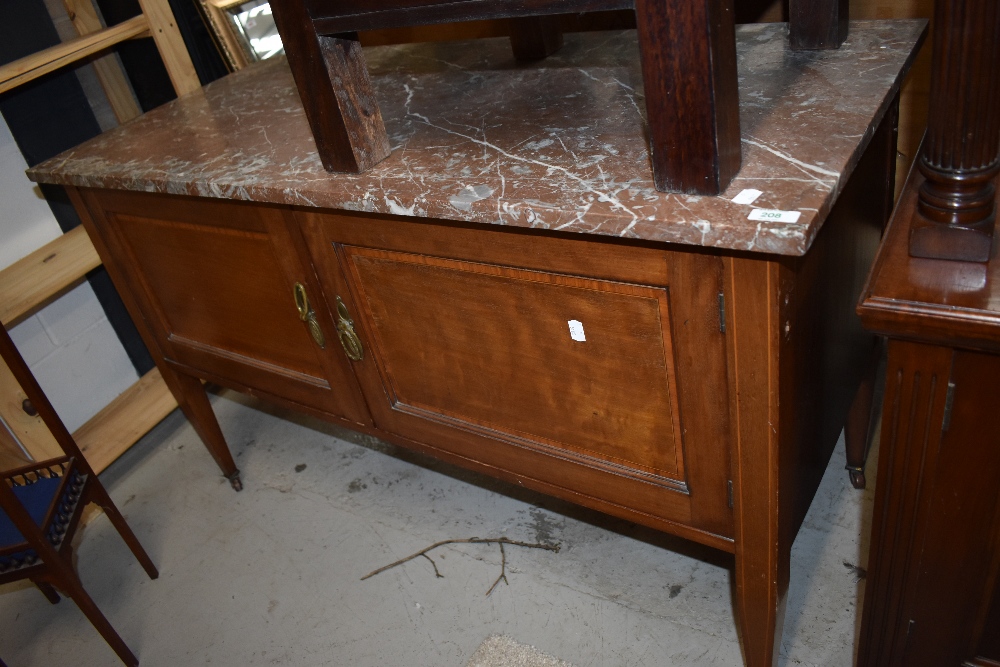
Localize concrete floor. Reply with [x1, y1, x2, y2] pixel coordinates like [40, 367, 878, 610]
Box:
[0, 389, 877, 666]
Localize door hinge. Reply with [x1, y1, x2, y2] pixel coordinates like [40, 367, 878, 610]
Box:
[942, 381, 956, 432]
[718, 293, 726, 333]
[727, 480, 734, 508]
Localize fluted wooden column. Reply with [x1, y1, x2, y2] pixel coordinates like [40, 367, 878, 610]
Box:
[909, 0, 1000, 262]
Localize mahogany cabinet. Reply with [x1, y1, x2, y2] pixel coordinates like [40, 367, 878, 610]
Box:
[856, 160, 1000, 667]
[64, 117, 889, 662]
[27, 23, 926, 666]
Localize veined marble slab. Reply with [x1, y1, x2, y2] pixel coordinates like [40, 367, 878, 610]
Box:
[29, 21, 925, 256]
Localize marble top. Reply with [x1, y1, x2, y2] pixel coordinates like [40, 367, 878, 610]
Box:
[29, 20, 925, 256]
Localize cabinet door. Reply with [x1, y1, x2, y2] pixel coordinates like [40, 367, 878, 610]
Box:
[80, 190, 370, 425]
[302, 212, 734, 543]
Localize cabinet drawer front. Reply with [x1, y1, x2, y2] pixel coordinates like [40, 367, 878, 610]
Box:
[344, 246, 685, 486]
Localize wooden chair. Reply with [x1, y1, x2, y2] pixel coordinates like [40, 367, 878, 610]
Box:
[0, 324, 158, 667]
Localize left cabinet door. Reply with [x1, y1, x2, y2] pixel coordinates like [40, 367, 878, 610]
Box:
[77, 189, 371, 426]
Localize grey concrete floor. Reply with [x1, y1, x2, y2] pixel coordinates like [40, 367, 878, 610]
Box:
[0, 389, 876, 666]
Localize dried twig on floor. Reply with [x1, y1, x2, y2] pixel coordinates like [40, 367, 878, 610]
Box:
[361, 536, 561, 596]
[485, 541, 508, 596]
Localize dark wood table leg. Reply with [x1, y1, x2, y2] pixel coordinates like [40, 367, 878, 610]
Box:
[509, 16, 563, 61]
[789, 0, 849, 50]
[270, 2, 390, 173]
[844, 340, 881, 489]
[634, 0, 741, 195]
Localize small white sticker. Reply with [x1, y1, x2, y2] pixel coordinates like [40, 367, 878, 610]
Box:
[732, 188, 763, 205]
[568, 320, 586, 342]
[748, 208, 802, 223]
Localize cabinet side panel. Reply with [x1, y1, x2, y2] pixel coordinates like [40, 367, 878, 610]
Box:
[778, 98, 893, 544]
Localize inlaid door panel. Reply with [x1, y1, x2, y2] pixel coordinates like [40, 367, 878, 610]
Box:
[301, 211, 734, 541]
[80, 190, 370, 424]
[345, 247, 686, 486]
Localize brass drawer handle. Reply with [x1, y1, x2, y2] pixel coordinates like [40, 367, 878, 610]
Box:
[293, 282, 326, 349]
[335, 296, 364, 361]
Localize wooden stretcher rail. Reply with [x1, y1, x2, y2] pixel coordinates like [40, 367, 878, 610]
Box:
[0, 226, 102, 328]
[0, 14, 149, 95]
[0, 226, 179, 473]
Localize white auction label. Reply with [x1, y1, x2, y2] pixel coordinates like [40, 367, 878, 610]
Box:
[568, 320, 586, 342]
[748, 208, 802, 223]
[732, 188, 763, 205]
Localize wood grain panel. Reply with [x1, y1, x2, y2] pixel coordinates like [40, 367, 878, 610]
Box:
[299, 210, 732, 541]
[344, 247, 685, 482]
[114, 215, 324, 378]
[80, 189, 372, 427]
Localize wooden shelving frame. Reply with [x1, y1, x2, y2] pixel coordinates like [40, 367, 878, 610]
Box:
[0, 0, 200, 473]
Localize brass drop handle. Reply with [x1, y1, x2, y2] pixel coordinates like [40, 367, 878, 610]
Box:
[293, 282, 326, 349]
[335, 296, 364, 361]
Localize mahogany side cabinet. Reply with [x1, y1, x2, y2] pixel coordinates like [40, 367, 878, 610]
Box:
[27, 24, 925, 667]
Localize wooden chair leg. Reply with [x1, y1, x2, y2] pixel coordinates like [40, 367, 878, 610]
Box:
[269, 1, 390, 173]
[634, 0, 741, 194]
[845, 342, 882, 489]
[158, 367, 242, 490]
[88, 489, 159, 580]
[32, 579, 61, 604]
[52, 567, 139, 667]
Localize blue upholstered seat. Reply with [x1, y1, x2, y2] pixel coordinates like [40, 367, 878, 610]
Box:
[0, 475, 63, 563]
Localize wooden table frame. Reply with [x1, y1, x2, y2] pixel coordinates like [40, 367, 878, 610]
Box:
[269, 0, 847, 196]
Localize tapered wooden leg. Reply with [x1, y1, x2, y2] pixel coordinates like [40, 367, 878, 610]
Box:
[88, 486, 159, 579]
[159, 367, 242, 490]
[845, 342, 881, 489]
[734, 549, 789, 667]
[634, 0, 741, 194]
[51, 566, 138, 667]
[725, 257, 788, 667]
[33, 579, 61, 604]
[509, 16, 563, 61]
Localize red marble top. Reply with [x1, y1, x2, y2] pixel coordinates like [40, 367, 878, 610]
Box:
[29, 21, 925, 256]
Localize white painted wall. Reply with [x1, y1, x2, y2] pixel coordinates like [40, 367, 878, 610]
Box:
[1, 113, 138, 433]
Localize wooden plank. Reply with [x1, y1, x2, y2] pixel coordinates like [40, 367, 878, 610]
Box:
[0, 355, 61, 462]
[137, 0, 202, 96]
[0, 226, 102, 328]
[0, 14, 149, 95]
[63, 0, 142, 123]
[73, 367, 178, 473]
